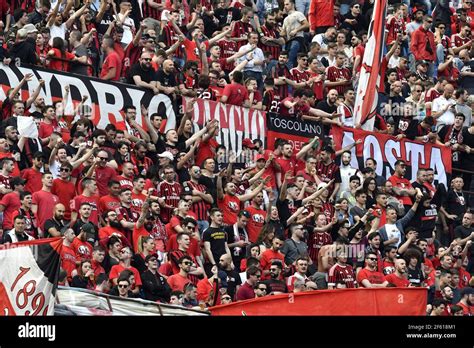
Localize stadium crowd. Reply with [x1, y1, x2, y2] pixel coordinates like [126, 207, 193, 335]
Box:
[0, 0, 473, 315]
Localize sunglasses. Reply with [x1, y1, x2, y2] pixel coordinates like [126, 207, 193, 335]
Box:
[222, 296, 231, 300]
[98, 157, 108, 161]
[257, 288, 267, 291]
[142, 58, 152, 61]
[118, 284, 129, 288]
[59, 168, 70, 172]
[254, 274, 261, 278]
[183, 261, 192, 266]
[367, 257, 378, 261]
[186, 225, 195, 229]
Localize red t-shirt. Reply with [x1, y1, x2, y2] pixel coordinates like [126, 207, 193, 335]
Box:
[95, 166, 117, 197]
[51, 178, 76, 220]
[388, 174, 413, 206]
[109, 263, 142, 287]
[217, 194, 240, 226]
[356, 268, 386, 286]
[260, 249, 285, 279]
[167, 273, 192, 292]
[47, 48, 76, 71]
[100, 50, 122, 81]
[0, 191, 21, 229]
[115, 175, 134, 191]
[195, 138, 218, 167]
[384, 273, 410, 287]
[71, 194, 100, 225]
[276, 155, 297, 177]
[21, 168, 43, 194]
[32, 189, 59, 231]
[131, 191, 146, 215]
[222, 83, 249, 107]
[245, 205, 267, 243]
[71, 238, 93, 260]
[98, 195, 121, 214]
[60, 244, 78, 280]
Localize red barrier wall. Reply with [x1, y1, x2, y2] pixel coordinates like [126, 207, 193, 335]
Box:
[210, 288, 427, 316]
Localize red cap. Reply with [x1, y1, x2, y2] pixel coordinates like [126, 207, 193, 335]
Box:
[255, 154, 266, 161]
[242, 138, 256, 149]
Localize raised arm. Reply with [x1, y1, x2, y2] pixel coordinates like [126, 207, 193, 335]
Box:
[25, 79, 45, 109]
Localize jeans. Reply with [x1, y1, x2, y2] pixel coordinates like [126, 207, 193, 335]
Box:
[295, 0, 310, 16]
[286, 39, 301, 69]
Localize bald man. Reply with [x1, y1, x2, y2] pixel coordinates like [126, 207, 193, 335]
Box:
[156, 59, 178, 97]
[384, 258, 411, 287]
[126, 52, 159, 93]
[432, 83, 456, 129]
[43, 203, 69, 237]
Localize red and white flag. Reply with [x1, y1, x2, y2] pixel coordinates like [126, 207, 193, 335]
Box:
[0, 238, 63, 316]
[353, 0, 388, 130]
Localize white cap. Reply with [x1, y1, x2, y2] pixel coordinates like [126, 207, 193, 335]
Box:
[161, 10, 170, 21]
[158, 151, 174, 161]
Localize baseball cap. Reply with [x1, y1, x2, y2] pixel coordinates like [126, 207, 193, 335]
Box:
[461, 287, 474, 296]
[158, 151, 174, 161]
[416, 60, 429, 67]
[242, 138, 255, 149]
[255, 154, 266, 162]
[81, 223, 95, 235]
[23, 24, 38, 34]
[218, 270, 228, 288]
[10, 176, 26, 187]
[145, 253, 159, 263]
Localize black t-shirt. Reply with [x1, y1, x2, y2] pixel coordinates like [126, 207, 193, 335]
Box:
[72, 219, 98, 241]
[225, 225, 248, 270]
[199, 175, 217, 208]
[44, 218, 69, 238]
[444, 190, 467, 224]
[127, 63, 159, 85]
[407, 266, 425, 287]
[454, 225, 474, 254]
[276, 198, 302, 230]
[460, 127, 474, 171]
[154, 138, 186, 159]
[202, 226, 228, 264]
[156, 69, 177, 97]
[459, 60, 474, 93]
[222, 268, 242, 300]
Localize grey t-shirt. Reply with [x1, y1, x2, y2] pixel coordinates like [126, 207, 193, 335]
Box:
[281, 238, 308, 265]
[70, 44, 89, 76]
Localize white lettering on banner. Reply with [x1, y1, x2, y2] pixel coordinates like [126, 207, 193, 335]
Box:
[269, 116, 323, 134]
[0, 65, 177, 131]
[187, 98, 266, 153]
[340, 130, 448, 185]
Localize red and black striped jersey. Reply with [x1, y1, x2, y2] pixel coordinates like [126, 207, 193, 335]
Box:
[328, 263, 357, 288]
[307, 71, 324, 101]
[196, 87, 218, 101]
[386, 15, 405, 45]
[157, 180, 182, 223]
[142, 0, 162, 20]
[259, 25, 281, 60]
[451, 33, 470, 48]
[218, 39, 238, 72]
[168, 249, 201, 285]
[308, 231, 332, 265]
[326, 66, 352, 95]
[290, 67, 311, 83]
[184, 180, 210, 220]
[231, 21, 254, 50]
[315, 161, 340, 182]
[272, 63, 292, 99]
[121, 43, 142, 77]
[160, 24, 184, 58]
[263, 89, 281, 113]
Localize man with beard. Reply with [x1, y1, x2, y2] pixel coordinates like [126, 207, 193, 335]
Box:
[262, 261, 288, 294]
[68, 30, 92, 76]
[438, 113, 466, 168]
[71, 178, 100, 226]
[245, 191, 269, 244]
[456, 286, 474, 315]
[271, 51, 293, 99]
[406, 8, 424, 35]
[388, 160, 417, 212]
[156, 59, 178, 99]
[99, 180, 122, 214]
[218, 253, 241, 300]
[99, 210, 129, 247]
[384, 258, 411, 287]
[325, 52, 352, 96]
[141, 253, 172, 303]
[127, 52, 159, 93]
[259, 12, 284, 69]
[109, 245, 142, 295]
[43, 203, 69, 238]
[100, 35, 122, 81]
[93, 150, 117, 197]
[32, 172, 60, 235]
